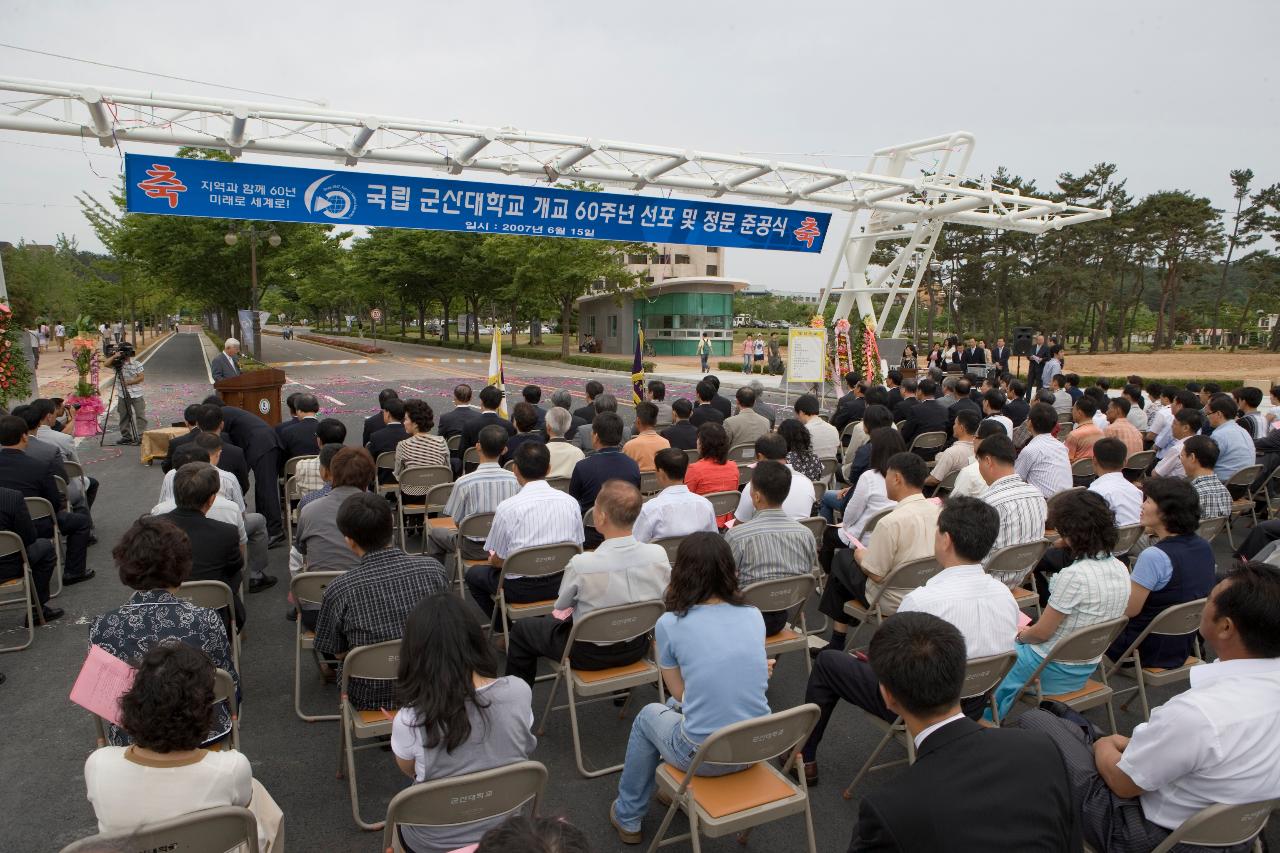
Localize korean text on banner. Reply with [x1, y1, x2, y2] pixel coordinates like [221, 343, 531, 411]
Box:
[125, 154, 831, 254]
[787, 328, 827, 383]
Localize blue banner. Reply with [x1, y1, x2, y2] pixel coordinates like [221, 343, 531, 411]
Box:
[124, 153, 830, 253]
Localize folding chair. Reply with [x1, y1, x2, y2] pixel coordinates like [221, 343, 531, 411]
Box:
[651, 536, 686, 565]
[496, 542, 580, 640]
[283, 474, 305, 549]
[291, 571, 344, 722]
[839, 421, 860, 448]
[62, 459, 86, 483]
[705, 490, 741, 520]
[728, 443, 756, 463]
[375, 450, 398, 494]
[841, 556, 943, 648]
[446, 433, 462, 453]
[1195, 514, 1228, 543]
[1105, 598, 1206, 722]
[859, 506, 893, 538]
[504, 460, 518, 472]
[842, 651, 1017, 799]
[1145, 798, 1278, 853]
[177, 580, 240, 674]
[649, 704, 821, 853]
[0, 530, 39, 652]
[1123, 449, 1154, 482]
[683, 448, 701, 463]
[818, 458, 839, 487]
[92, 666, 238, 751]
[452, 512, 495, 598]
[1226, 464, 1267, 547]
[1262, 464, 1280, 520]
[737, 463, 753, 487]
[337, 639, 402, 830]
[546, 476, 571, 492]
[395, 465, 453, 551]
[811, 479, 826, 504]
[462, 446, 480, 474]
[58, 805, 260, 853]
[535, 600, 666, 777]
[282, 453, 316, 484]
[983, 538, 1051, 616]
[742, 575, 817, 674]
[640, 470, 661, 496]
[1114, 523, 1144, 557]
[1056, 422, 1074, 442]
[906, 431, 946, 457]
[382, 761, 547, 853]
[796, 516, 826, 551]
[1008, 615, 1129, 733]
[1071, 458, 1095, 486]
[927, 468, 959, 498]
[23, 495, 62, 598]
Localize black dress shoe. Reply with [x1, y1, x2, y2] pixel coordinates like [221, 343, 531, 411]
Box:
[26, 605, 64, 626]
[267, 534, 286, 549]
[63, 570, 96, 586]
[248, 575, 279, 594]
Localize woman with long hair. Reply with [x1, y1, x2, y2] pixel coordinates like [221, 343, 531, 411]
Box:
[900, 343, 918, 370]
[777, 417, 823, 481]
[611, 532, 770, 844]
[683, 422, 739, 526]
[391, 594, 536, 853]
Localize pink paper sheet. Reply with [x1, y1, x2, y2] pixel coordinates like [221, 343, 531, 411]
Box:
[70, 645, 136, 727]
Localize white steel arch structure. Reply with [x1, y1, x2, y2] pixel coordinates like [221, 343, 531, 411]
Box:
[0, 75, 1108, 335]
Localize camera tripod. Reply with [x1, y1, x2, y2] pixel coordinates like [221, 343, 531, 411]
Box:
[99, 359, 141, 448]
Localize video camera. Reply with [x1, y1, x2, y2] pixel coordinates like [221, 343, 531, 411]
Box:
[103, 339, 137, 360]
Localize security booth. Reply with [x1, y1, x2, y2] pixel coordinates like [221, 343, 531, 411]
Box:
[576, 276, 748, 357]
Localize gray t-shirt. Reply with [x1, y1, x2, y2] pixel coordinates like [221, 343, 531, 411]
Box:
[294, 485, 364, 571]
[390, 677, 536, 853]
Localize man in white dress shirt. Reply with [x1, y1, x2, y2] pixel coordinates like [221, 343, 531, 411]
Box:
[631, 448, 716, 543]
[951, 420, 1007, 499]
[733, 433, 816, 522]
[1015, 562, 1280, 852]
[1014, 404, 1072, 499]
[794, 393, 840, 460]
[1087, 438, 1143, 527]
[794, 496, 1018, 782]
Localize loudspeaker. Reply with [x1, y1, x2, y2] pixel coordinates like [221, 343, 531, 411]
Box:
[1012, 326, 1035, 356]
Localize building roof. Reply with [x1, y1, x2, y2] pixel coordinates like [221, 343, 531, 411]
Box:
[578, 276, 750, 305]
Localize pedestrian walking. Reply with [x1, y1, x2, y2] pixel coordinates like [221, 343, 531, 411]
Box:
[740, 334, 753, 374]
[697, 332, 712, 372]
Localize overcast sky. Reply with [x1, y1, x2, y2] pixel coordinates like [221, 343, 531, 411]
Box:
[2, 0, 1276, 295]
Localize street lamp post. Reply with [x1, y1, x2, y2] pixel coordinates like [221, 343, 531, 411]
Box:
[224, 224, 281, 361]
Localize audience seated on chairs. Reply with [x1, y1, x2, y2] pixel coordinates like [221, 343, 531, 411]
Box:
[395, 400, 451, 497]
[506, 481, 670, 686]
[725, 460, 817, 636]
[158, 462, 247, 630]
[440, 384, 481, 475]
[845, 612, 1078, 852]
[0, 484, 59, 620]
[1152, 389, 1197, 462]
[631, 448, 717, 543]
[31, 398, 99, 510]
[723, 386, 772, 449]
[1206, 395, 1255, 482]
[426, 425, 520, 564]
[659, 398, 698, 451]
[543, 406, 585, 478]
[777, 417, 823, 482]
[277, 393, 321, 461]
[647, 380, 672, 427]
[154, 445, 248, 572]
[573, 380, 603, 424]
[1016, 562, 1280, 853]
[89, 516, 238, 747]
[610, 532, 770, 845]
[981, 388, 1013, 438]
[501, 402, 547, 468]
[1106, 477, 1216, 667]
[927, 408, 978, 489]
[974, 434, 1048, 583]
[703, 374, 733, 420]
[550, 389, 589, 442]
[569, 412, 640, 549]
[83, 642, 275, 850]
[688, 381, 725, 429]
[174, 404, 250, 498]
[275, 391, 302, 437]
[831, 373, 868, 434]
[622, 402, 669, 473]
[1104, 396, 1144, 455]
[1004, 379, 1030, 428]
[461, 386, 516, 458]
[800, 497, 1018, 787]
[391, 593, 537, 853]
[161, 404, 203, 474]
[991, 489, 1130, 720]
[1151, 408, 1202, 479]
[363, 388, 401, 447]
[793, 393, 839, 460]
[160, 434, 246, 510]
[0, 414, 94, 587]
[313, 492, 447, 711]
[298, 442, 342, 510]
[817, 452, 940, 651]
[1064, 397, 1104, 462]
[899, 378, 948, 453]
[1087, 438, 1143, 527]
[819, 405, 895, 522]
[521, 384, 548, 431]
[1182, 435, 1232, 520]
[1015, 403, 1073, 499]
[465, 442, 584, 631]
[733, 432, 817, 522]
[292, 418, 347, 495]
[367, 397, 410, 485]
[293, 447, 375, 575]
[571, 394, 632, 454]
[208, 396, 283, 543]
[820, 427, 904, 575]
[950, 419, 1006, 500]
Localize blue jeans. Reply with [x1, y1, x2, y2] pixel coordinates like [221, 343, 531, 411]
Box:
[987, 642, 1098, 722]
[613, 700, 741, 832]
[700, 353, 710, 372]
[818, 489, 843, 523]
[742, 354, 751, 373]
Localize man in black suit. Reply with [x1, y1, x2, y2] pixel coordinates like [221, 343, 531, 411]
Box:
[366, 396, 409, 484]
[164, 404, 250, 495]
[1005, 379, 1031, 428]
[990, 337, 1011, 373]
[832, 373, 868, 433]
[885, 370, 904, 413]
[573, 380, 603, 424]
[659, 399, 698, 450]
[460, 386, 515, 465]
[207, 396, 283, 542]
[689, 381, 725, 428]
[892, 378, 919, 423]
[274, 392, 302, 438]
[0, 485, 60, 621]
[520, 384, 548, 431]
[159, 462, 246, 630]
[703, 375, 733, 420]
[899, 379, 948, 454]
[161, 404, 204, 473]
[278, 393, 321, 462]
[1028, 334, 1050, 389]
[846, 613, 1079, 852]
[438, 384, 482, 474]
[948, 378, 983, 436]
[0, 415, 93, 586]
[959, 337, 980, 369]
[362, 388, 400, 447]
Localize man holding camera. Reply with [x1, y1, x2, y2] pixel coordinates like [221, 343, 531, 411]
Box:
[106, 347, 147, 444]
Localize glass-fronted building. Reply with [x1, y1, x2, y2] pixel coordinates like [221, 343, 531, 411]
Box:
[576, 277, 748, 356]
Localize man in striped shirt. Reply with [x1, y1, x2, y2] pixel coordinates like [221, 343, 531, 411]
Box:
[1014, 404, 1072, 500]
[427, 425, 519, 564]
[1103, 397, 1144, 456]
[1183, 436, 1232, 520]
[976, 434, 1048, 585]
[724, 460, 817, 636]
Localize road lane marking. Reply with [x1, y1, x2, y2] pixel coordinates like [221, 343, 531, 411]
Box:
[400, 385, 428, 394]
[323, 395, 346, 406]
[268, 359, 371, 367]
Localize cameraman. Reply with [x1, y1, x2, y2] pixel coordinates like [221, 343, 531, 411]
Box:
[105, 348, 148, 444]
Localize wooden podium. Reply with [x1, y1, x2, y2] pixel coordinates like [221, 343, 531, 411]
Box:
[214, 368, 287, 427]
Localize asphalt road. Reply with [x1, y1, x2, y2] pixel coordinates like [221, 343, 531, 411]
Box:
[1, 331, 1270, 852]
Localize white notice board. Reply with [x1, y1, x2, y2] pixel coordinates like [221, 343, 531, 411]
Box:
[786, 328, 827, 383]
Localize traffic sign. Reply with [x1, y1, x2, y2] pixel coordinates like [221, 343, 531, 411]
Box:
[370, 309, 382, 321]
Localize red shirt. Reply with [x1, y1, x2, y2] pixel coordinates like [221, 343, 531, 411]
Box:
[685, 459, 740, 526]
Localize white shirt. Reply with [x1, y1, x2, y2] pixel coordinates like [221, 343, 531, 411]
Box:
[914, 712, 968, 749]
[950, 460, 987, 499]
[152, 497, 247, 545]
[1152, 439, 1186, 478]
[632, 484, 718, 543]
[484, 479, 584, 559]
[805, 417, 840, 461]
[898, 564, 1019, 659]
[1118, 657, 1280, 830]
[158, 468, 245, 513]
[1147, 404, 1172, 437]
[1088, 471, 1143, 527]
[1014, 433, 1073, 499]
[986, 414, 1013, 439]
[546, 439, 586, 479]
[840, 470, 894, 546]
[979, 474, 1048, 582]
[734, 464, 815, 522]
[36, 423, 80, 464]
[1091, 411, 1109, 432]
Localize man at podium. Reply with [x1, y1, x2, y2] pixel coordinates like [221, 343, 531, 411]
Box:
[211, 338, 242, 382]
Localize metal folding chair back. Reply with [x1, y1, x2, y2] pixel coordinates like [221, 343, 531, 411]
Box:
[1149, 798, 1279, 853]
[961, 652, 1018, 725]
[291, 571, 344, 722]
[212, 667, 240, 751]
[452, 512, 495, 596]
[62, 460, 85, 482]
[984, 539, 1051, 588]
[839, 421, 860, 446]
[931, 468, 959, 496]
[1123, 450, 1154, 477]
[811, 479, 826, 503]
[1071, 458, 1095, 480]
[283, 474, 307, 548]
[446, 433, 462, 452]
[1113, 523, 1144, 555]
[0, 530, 36, 652]
[423, 482, 452, 515]
[396, 465, 453, 549]
[743, 574, 817, 673]
[375, 450, 398, 492]
[176, 580, 240, 673]
[649, 704, 821, 853]
[1226, 464, 1262, 491]
[683, 448, 701, 463]
[498, 542, 580, 636]
[462, 446, 480, 473]
[284, 454, 317, 479]
[339, 638, 403, 829]
[704, 490, 740, 518]
[1105, 598, 1206, 721]
[843, 556, 942, 648]
[1195, 515, 1228, 543]
[737, 462, 753, 487]
[818, 457, 838, 485]
[861, 506, 893, 536]
[1011, 615, 1128, 732]
[58, 805, 259, 853]
[23, 495, 63, 596]
[651, 536, 685, 565]
[546, 476, 571, 492]
[640, 470, 660, 496]
[797, 516, 826, 549]
[382, 761, 547, 853]
[1057, 422, 1074, 441]
[907, 431, 946, 455]
[728, 443, 756, 463]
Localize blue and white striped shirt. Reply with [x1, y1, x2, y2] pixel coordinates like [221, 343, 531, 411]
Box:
[444, 462, 520, 542]
[485, 479, 584, 559]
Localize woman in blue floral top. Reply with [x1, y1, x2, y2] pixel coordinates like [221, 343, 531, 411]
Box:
[777, 418, 824, 482]
[88, 516, 238, 746]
